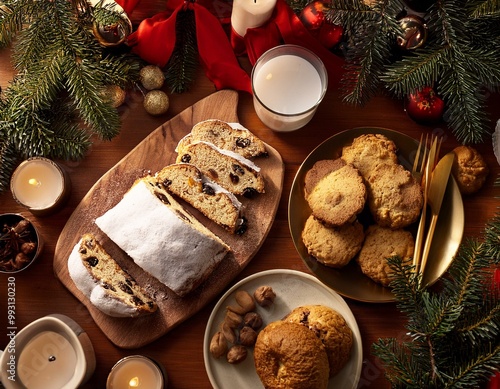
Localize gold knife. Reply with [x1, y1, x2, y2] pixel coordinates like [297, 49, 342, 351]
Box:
[419, 151, 456, 283]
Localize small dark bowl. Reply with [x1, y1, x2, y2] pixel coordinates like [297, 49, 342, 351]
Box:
[0, 213, 43, 273]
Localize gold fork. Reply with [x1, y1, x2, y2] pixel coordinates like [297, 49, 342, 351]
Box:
[413, 135, 441, 276]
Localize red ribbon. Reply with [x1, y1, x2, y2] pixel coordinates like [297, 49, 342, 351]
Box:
[231, 0, 344, 88]
[118, 0, 252, 93]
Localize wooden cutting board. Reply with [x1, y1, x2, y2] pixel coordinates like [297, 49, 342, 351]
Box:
[54, 90, 284, 349]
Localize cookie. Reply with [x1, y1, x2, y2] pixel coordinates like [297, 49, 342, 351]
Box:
[367, 163, 423, 229]
[304, 158, 346, 198]
[306, 164, 367, 226]
[341, 133, 398, 179]
[451, 145, 489, 195]
[283, 305, 353, 377]
[302, 215, 364, 268]
[356, 225, 414, 287]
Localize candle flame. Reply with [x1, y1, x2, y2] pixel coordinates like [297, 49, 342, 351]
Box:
[28, 178, 40, 186]
[129, 377, 140, 388]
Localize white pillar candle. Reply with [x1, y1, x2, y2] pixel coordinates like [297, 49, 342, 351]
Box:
[251, 44, 328, 132]
[231, 0, 277, 37]
[10, 157, 70, 216]
[17, 331, 77, 389]
[107, 355, 165, 389]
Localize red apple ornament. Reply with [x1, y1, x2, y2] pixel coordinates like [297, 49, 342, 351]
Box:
[318, 22, 343, 49]
[406, 87, 445, 123]
[299, 1, 327, 30]
[300, 1, 343, 48]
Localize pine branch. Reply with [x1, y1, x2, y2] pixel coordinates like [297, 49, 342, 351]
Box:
[329, 0, 406, 105]
[165, 8, 198, 94]
[0, 0, 140, 191]
[327, 0, 500, 144]
[373, 213, 500, 388]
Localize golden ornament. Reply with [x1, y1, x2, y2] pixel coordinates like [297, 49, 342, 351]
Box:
[144, 90, 169, 116]
[140, 65, 165, 90]
[100, 85, 126, 108]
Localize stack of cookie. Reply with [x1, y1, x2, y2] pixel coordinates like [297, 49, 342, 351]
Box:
[253, 304, 353, 388]
[302, 134, 423, 287]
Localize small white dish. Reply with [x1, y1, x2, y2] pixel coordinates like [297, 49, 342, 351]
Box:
[203, 269, 362, 389]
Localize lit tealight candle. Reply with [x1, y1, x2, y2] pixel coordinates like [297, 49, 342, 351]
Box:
[107, 355, 165, 389]
[10, 157, 71, 216]
[251, 44, 328, 132]
[231, 0, 277, 37]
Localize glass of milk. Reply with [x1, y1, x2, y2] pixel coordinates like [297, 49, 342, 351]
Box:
[251, 44, 328, 132]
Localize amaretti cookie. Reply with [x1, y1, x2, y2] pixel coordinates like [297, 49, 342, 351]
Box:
[283, 305, 353, 377]
[304, 158, 346, 198]
[356, 225, 414, 287]
[95, 178, 230, 297]
[177, 119, 268, 159]
[302, 216, 364, 268]
[254, 321, 329, 389]
[366, 163, 423, 229]
[306, 164, 366, 226]
[176, 141, 265, 198]
[155, 163, 247, 235]
[341, 133, 398, 178]
[68, 233, 157, 318]
[451, 145, 489, 194]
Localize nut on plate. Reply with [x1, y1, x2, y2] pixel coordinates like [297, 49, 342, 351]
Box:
[226, 345, 247, 364]
[254, 286, 276, 307]
[209, 331, 228, 359]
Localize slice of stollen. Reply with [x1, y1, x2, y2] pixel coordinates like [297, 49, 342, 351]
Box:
[155, 163, 247, 235]
[176, 141, 265, 198]
[95, 178, 230, 297]
[176, 119, 268, 159]
[68, 233, 157, 317]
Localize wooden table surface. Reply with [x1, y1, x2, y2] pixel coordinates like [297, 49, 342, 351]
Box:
[1, 18, 499, 389]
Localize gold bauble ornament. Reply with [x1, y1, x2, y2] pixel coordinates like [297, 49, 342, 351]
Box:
[144, 90, 169, 116]
[100, 85, 126, 108]
[140, 65, 165, 90]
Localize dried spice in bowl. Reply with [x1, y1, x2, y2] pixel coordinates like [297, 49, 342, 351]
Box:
[0, 214, 41, 273]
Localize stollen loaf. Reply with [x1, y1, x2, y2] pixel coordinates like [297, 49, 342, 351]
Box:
[95, 178, 230, 297]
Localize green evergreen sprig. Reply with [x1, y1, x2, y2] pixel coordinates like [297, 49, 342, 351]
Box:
[372, 213, 500, 388]
[0, 0, 139, 193]
[165, 8, 199, 94]
[326, 0, 500, 144]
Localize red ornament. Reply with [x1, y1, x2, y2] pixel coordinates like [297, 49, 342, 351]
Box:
[406, 86, 445, 123]
[299, 1, 327, 31]
[318, 22, 343, 49]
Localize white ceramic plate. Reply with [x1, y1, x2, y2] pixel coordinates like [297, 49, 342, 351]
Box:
[203, 269, 362, 389]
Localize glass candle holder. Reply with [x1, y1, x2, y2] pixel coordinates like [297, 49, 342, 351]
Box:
[10, 157, 71, 217]
[107, 355, 166, 389]
[251, 44, 328, 132]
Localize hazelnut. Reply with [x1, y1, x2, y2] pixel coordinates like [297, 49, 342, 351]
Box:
[209, 331, 228, 359]
[224, 309, 243, 329]
[243, 312, 263, 330]
[254, 286, 276, 307]
[238, 325, 257, 347]
[226, 345, 247, 364]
